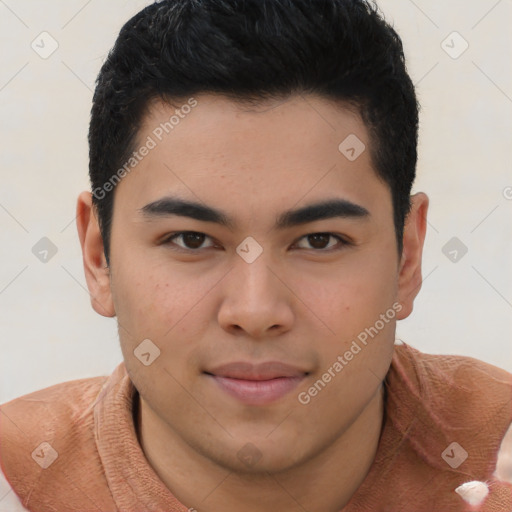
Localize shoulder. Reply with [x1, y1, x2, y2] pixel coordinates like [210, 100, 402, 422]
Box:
[0, 466, 30, 512]
[391, 342, 512, 407]
[0, 374, 109, 439]
[0, 374, 110, 507]
[388, 343, 512, 480]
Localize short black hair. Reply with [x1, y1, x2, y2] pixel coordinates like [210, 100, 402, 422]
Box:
[89, 0, 419, 265]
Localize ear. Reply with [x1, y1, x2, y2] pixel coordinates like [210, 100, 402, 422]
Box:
[76, 191, 115, 317]
[396, 192, 429, 320]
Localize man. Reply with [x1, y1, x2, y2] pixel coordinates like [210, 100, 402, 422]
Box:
[1, 0, 511, 510]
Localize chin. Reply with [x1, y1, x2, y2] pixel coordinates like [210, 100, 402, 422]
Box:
[204, 435, 311, 475]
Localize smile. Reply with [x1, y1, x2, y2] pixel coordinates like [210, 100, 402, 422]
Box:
[204, 361, 309, 405]
[208, 375, 305, 405]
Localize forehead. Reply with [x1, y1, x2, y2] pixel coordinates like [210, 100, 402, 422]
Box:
[142, 93, 365, 159]
[114, 93, 390, 221]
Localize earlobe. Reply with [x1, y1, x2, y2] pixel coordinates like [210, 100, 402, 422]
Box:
[76, 191, 115, 317]
[396, 192, 429, 320]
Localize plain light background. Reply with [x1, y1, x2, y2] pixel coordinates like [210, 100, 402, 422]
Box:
[0, 0, 511, 403]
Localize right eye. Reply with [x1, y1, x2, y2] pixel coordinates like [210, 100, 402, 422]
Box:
[161, 231, 217, 251]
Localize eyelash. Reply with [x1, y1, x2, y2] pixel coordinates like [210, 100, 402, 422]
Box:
[160, 231, 351, 253]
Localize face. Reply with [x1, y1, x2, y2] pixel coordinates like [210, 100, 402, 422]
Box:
[79, 93, 426, 473]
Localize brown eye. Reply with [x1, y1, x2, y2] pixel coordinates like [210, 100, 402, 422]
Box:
[181, 232, 206, 249]
[307, 234, 331, 249]
[295, 233, 347, 251]
[164, 232, 214, 250]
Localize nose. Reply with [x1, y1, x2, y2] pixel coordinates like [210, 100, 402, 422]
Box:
[217, 254, 294, 339]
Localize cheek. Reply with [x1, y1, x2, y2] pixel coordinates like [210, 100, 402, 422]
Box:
[296, 254, 397, 330]
[290, 250, 399, 385]
[112, 254, 190, 321]
[110, 258, 218, 360]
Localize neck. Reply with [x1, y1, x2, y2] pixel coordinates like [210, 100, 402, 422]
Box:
[136, 385, 385, 512]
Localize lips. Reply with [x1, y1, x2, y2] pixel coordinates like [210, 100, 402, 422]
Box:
[206, 361, 308, 380]
[205, 361, 308, 405]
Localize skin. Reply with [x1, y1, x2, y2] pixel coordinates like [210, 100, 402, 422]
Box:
[77, 93, 428, 511]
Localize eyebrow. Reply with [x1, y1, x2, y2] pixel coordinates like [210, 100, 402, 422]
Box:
[139, 196, 370, 230]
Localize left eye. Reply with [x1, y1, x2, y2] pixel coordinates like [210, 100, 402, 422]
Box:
[294, 233, 345, 250]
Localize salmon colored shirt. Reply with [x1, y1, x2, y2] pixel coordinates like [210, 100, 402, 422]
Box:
[1, 342, 511, 511]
